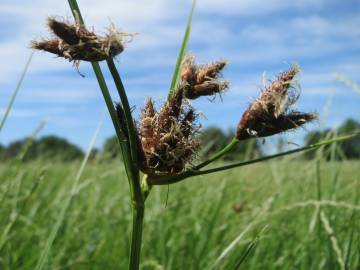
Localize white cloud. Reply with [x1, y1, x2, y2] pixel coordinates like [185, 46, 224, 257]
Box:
[0, 0, 359, 146]
[0, 108, 38, 118]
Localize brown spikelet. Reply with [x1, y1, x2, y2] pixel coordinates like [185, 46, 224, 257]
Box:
[138, 93, 200, 175]
[236, 65, 316, 140]
[31, 17, 131, 63]
[180, 55, 229, 99]
[47, 17, 81, 45]
[31, 39, 64, 56]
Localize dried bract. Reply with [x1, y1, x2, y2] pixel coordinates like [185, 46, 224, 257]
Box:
[138, 91, 201, 175]
[180, 55, 229, 99]
[31, 17, 130, 63]
[236, 65, 316, 140]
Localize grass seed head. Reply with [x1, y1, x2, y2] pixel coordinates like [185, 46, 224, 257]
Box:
[31, 17, 130, 63]
[180, 54, 229, 99]
[236, 65, 317, 140]
[138, 93, 200, 176]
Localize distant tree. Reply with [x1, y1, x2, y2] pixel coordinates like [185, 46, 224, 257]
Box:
[102, 135, 122, 160]
[36, 136, 83, 161]
[305, 118, 360, 159]
[1, 138, 37, 161]
[200, 127, 261, 161]
[0, 136, 83, 161]
[0, 144, 4, 159]
[89, 148, 99, 161]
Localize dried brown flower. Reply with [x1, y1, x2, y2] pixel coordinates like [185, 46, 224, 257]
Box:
[31, 17, 131, 64]
[180, 55, 229, 99]
[236, 65, 317, 140]
[137, 91, 201, 175]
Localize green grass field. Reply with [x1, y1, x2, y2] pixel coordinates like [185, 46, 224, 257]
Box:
[1, 156, 359, 269]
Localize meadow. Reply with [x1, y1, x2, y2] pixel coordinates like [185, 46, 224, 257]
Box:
[1, 154, 359, 269]
[1, 1, 359, 269]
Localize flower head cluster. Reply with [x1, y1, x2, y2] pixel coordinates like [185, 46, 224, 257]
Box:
[236, 65, 317, 141]
[179, 55, 229, 99]
[136, 90, 201, 175]
[31, 17, 130, 64]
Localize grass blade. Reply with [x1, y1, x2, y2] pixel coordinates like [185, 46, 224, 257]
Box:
[234, 226, 268, 270]
[34, 113, 104, 270]
[167, 0, 196, 99]
[0, 52, 33, 133]
[335, 73, 360, 95]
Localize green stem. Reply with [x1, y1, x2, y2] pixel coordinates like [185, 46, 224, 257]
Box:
[193, 137, 238, 170]
[149, 134, 356, 185]
[129, 202, 144, 270]
[0, 52, 33, 132]
[66, 1, 144, 269]
[91, 58, 136, 185]
[106, 58, 139, 169]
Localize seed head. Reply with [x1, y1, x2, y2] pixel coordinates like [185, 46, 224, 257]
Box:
[138, 93, 201, 175]
[236, 65, 317, 140]
[180, 55, 229, 99]
[31, 17, 131, 64]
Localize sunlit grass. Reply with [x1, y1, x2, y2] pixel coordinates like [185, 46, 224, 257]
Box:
[0, 157, 359, 269]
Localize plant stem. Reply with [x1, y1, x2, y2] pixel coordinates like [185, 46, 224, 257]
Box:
[193, 137, 238, 170]
[148, 133, 357, 185]
[66, 1, 144, 269]
[129, 202, 145, 270]
[106, 58, 139, 168]
[0, 52, 33, 132]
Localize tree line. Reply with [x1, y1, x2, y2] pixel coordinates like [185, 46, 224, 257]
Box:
[0, 118, 359, 162]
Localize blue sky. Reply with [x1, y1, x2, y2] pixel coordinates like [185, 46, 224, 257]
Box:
[0, 0, 359, 150]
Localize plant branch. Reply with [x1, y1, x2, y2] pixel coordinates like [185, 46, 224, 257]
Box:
[107, 58, 139, 173]
[66, 2, 144, 269]
[148, 134, 357, 185]
[193, 137, 238, 170]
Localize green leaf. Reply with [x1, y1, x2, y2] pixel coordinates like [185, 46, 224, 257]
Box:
[167, 0, 196, 99]
[0, 52, 33, 132]
[233, 225, 268, 270]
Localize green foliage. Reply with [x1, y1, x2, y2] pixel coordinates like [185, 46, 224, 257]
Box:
[101, 135, 122, 160]
[0, 144, 4, 159]
[0, 136, 83, 162]
[200, 127, 261, 160]
[305, 118, 360, 159]
[168, 0, 196, 99]
[36, 136, 84, 161]
[0, 159, 359, 269]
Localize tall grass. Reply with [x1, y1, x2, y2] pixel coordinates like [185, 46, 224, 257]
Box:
[0, 156, 359, 269]
[1, 1, 358, 269]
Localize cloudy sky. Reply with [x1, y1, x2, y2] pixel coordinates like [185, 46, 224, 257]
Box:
[0, 0, 359, 149]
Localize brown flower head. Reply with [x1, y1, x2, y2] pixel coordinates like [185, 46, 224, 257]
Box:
[137, 90, 201, 175]
[31, 17, 131, 64]
[236, 65, 317, 140]
[180, 55, 229, 99]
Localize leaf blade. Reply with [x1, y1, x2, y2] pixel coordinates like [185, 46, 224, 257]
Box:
[167, 0, 196, 99]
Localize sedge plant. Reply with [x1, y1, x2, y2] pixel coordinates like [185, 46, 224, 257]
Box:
[30, 1, 356, 269]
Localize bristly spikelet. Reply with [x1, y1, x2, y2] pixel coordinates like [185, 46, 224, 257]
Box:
[236, 65, 317, 140]
[138, 93, 201, 175]
[31, 17, 132, 64]
[180, 55, 229, 99]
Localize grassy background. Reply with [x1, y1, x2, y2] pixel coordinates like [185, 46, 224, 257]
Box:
[0, 155, 359, 269]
